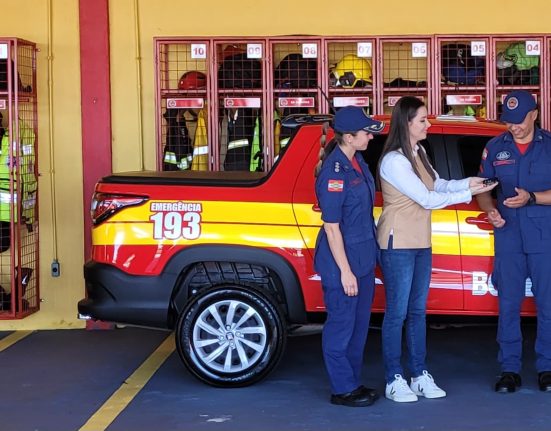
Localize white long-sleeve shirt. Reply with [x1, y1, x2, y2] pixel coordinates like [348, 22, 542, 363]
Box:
[379, 147, 472, 209]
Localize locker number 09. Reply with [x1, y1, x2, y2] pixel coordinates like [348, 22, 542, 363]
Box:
[247, 44, 262, 59]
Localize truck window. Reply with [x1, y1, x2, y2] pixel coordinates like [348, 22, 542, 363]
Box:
[456, 136, 493, 178]
[360, 135, 436, 190]
[360, 134, 386, 181]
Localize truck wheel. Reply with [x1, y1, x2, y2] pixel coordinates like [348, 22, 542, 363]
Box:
[175, 285, 287, 387]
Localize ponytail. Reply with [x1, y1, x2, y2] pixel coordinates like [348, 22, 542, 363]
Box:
[314, 122, 344, 177]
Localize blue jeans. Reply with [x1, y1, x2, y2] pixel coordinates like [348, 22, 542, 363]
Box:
[381, 244, 432, 383]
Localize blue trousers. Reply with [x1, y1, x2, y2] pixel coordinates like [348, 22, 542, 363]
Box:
[493, 251, 551, 373]
[380, 247, 432, 383]
[322, 272, 375, 394]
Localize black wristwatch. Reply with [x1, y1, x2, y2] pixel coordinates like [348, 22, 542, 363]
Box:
[528, 191, 537, 205]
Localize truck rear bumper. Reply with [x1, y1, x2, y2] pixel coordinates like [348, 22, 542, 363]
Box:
[78, 261, 175, 329]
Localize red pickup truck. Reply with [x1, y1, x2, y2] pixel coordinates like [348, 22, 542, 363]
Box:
[78, 114, 531, 387]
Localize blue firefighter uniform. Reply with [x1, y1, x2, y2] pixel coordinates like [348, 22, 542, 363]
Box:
[480, 127, 551, 373]
[314, 145, 378, 394]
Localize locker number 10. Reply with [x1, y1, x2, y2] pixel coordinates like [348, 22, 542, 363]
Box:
[191, 44, 207, 59]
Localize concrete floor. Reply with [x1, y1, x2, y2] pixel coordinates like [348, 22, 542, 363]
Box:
[0, 319, 548, 431]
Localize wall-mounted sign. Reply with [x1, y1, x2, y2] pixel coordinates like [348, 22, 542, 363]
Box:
[302, 43, 318, 59]
[357, 42, 373, 58]
[446, 95, 483, 105]
[190, 44, 207, 59]
[224, 97, 261, 108]
[167, 98, 204, 109]
[333, 96, 370, 108]
[247, 43, 262, 59]
[470, 41, 486, 57]
[525, 40, 541, 56]
[278, 97, 315, 108]
[388, 95, 424, 107]
[411, 42, 427, 58]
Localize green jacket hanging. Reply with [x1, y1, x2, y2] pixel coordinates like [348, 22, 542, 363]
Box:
[0, 119, 37, 224]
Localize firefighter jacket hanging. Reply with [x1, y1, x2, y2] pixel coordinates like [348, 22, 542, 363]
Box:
[249, 116, 261, 172]
[0, 119, 37, 226]
[191, 109, 208, 171]
[224, 109, 262, 171]
[162, 109, 194, 171]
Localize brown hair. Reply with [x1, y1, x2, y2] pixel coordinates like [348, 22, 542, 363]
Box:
[378, 96, 435, 182]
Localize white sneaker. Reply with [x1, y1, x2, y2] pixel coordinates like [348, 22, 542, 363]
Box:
[385, 374, 418, 402]
[410, 370, 447, 399]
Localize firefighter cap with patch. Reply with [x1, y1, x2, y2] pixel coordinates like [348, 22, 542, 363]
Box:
[333, 106, 384, 134]
[500, 90, 537, 124]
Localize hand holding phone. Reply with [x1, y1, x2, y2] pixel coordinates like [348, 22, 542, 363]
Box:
[470, 176, 499, 195]
[483, 177, 498, 186]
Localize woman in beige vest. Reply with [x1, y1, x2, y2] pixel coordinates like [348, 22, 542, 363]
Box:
[377, 96, 495, 403]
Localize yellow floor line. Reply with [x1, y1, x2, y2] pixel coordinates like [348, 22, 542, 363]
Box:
[0, 330, 33, 352]
[79, 332, 176, 431]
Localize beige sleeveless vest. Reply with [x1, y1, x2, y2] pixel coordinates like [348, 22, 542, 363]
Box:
[377, 152, 435, 249]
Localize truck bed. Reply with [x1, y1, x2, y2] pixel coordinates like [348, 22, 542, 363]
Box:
[101, 170, 268, 186]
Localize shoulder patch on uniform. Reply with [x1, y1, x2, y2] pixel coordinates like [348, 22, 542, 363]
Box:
[327, 179, 344, 192]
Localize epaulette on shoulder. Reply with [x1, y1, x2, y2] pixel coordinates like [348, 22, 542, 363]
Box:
[486, 134, 504, 147]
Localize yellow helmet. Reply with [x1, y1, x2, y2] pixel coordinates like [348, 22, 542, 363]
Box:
[329, 54, 373, 88]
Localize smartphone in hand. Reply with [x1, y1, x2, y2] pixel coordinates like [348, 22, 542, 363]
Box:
[483, 177, 498, 186]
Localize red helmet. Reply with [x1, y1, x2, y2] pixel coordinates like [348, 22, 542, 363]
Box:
[178, 71, 207, 90]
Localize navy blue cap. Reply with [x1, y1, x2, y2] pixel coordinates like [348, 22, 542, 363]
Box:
[333, 106, 385, 134]
[500, 90, 537, 124]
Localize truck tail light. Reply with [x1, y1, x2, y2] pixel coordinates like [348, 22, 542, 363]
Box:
[90, 192, 148, 225]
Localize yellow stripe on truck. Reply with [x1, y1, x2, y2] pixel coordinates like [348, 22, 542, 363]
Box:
[97, 201, 484, 258]
[108, 201, 297, 225]
[93, 222, 306, 248]
[293, 203, 462, 256]
[457, 210, 495, 256]
[430, 210, 461, 255]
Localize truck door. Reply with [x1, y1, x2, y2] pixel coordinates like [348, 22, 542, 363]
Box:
[290, 125, 329, 312]
[419, 130, 465, 313]
[450, 134, 536, 315]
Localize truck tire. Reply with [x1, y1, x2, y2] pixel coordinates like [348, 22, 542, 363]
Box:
[175, 285, 287, 387]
